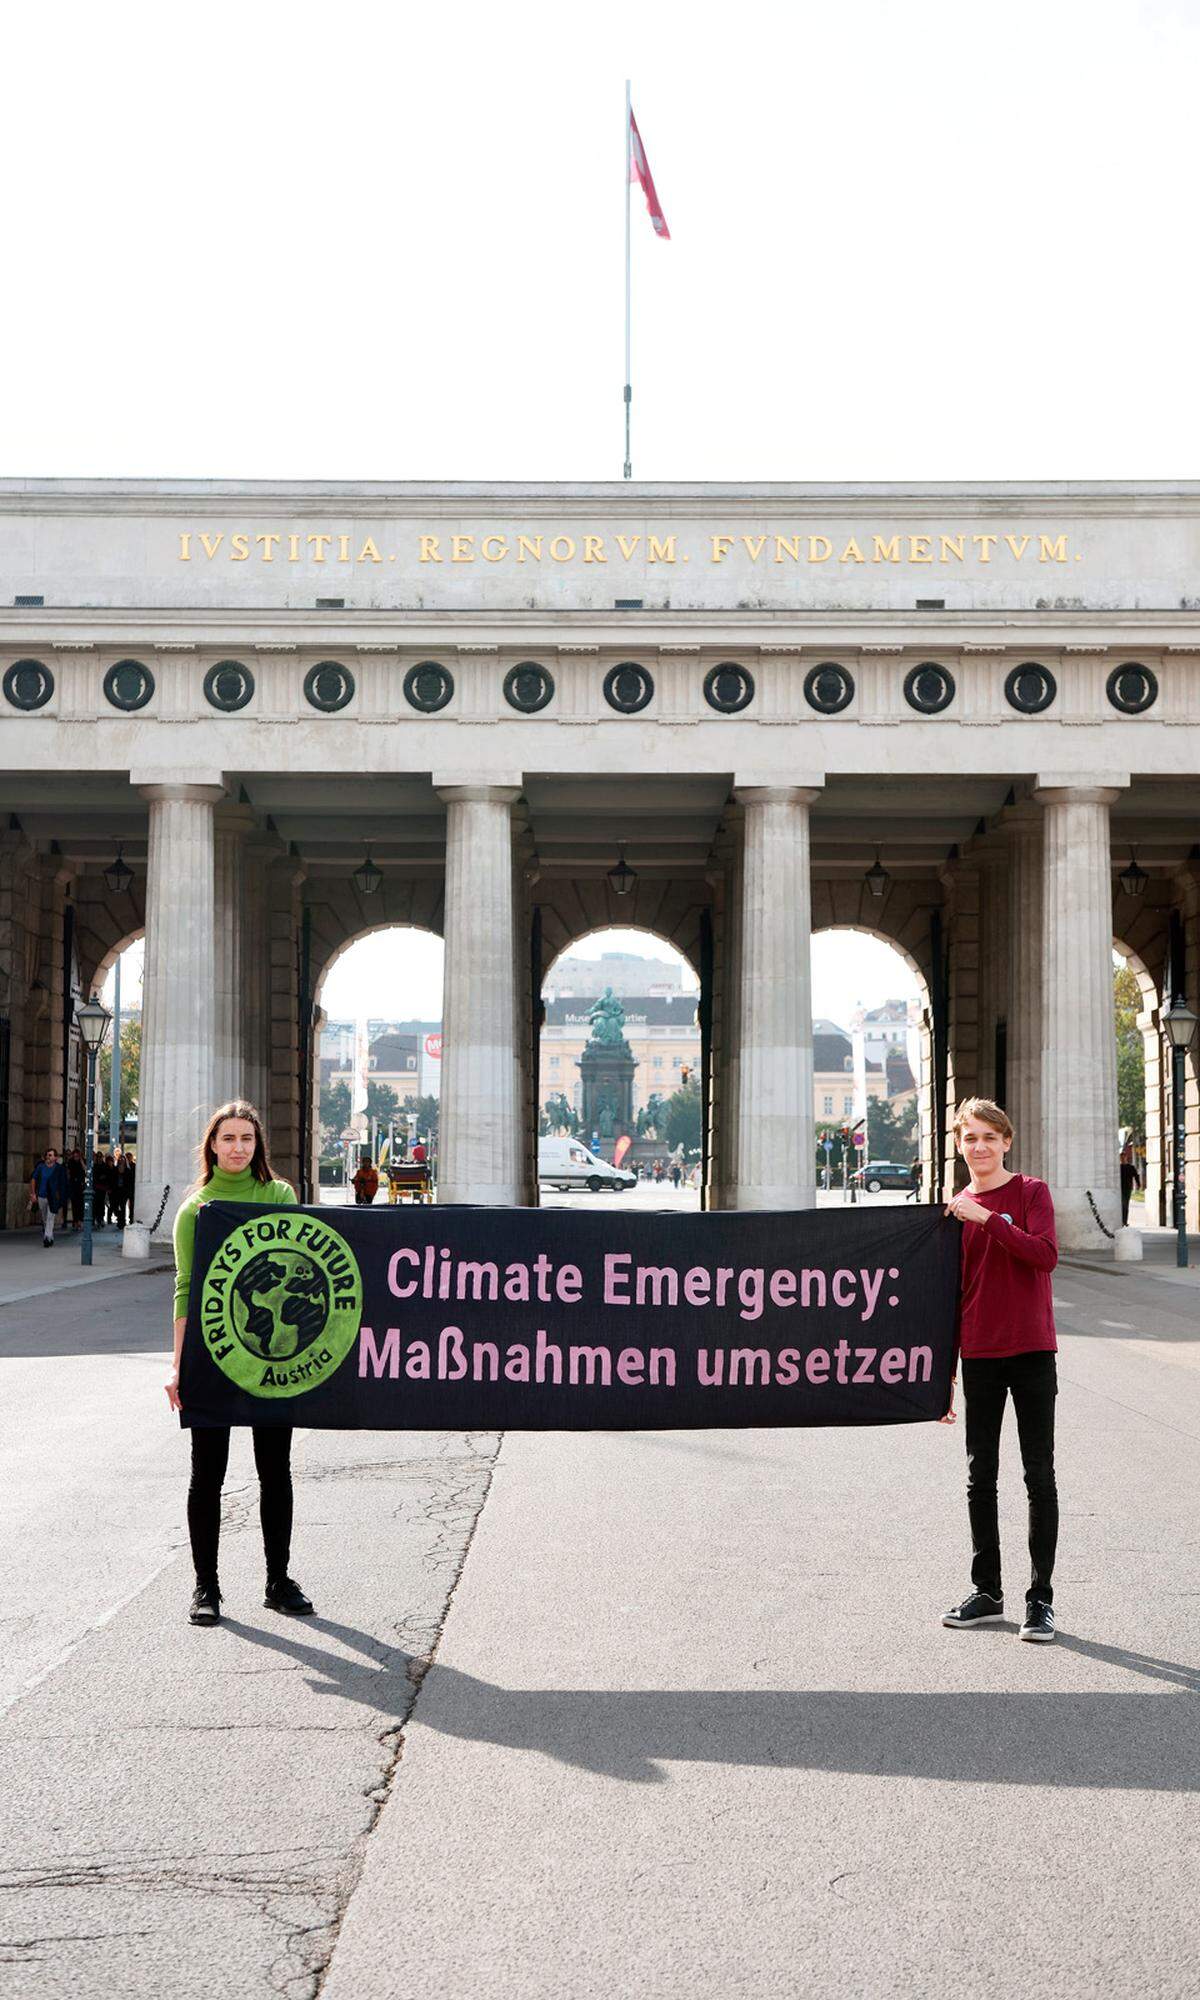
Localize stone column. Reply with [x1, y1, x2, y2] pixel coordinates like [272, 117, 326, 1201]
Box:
[732, 785, 821, 1209]
[974, 841, 1009, 1104]
[437, 784, 522, 1204]
[1034, 783, 1123, 1247]
[239, 836, 274, 1114]
[1004, 806, 1044, 1179]
[134, 784, 223, 1240]
[212, 812, 250, 1106]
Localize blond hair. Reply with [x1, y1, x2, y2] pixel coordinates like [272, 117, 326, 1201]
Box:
[953, 1096, 1013, 1142]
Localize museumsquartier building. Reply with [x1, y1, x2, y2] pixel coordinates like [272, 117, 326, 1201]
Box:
[1, 480, 1197, 1251]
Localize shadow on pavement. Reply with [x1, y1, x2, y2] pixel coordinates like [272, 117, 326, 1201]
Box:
[212, 1614, 1200, 1789]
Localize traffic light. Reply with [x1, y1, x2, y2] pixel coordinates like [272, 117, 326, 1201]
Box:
[680, 1065, 691, 1085]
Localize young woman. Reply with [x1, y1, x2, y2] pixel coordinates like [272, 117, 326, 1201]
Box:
[166, 1101, 316, 1627]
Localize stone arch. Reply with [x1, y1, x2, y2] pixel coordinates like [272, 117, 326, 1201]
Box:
[810, 919, 934, 1194]
[307, 916, 446, 1198]
[1113, 935, 1164, 1225]
[539, 923, 702, 1144]
[89, 928, 144, 999]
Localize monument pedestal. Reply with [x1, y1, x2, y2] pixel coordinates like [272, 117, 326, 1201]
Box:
[578, 1043, 637, 1159]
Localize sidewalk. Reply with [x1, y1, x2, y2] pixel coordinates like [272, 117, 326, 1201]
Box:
[0, 1223, 171, 1306]
[1062, 1221, 1200, 1288]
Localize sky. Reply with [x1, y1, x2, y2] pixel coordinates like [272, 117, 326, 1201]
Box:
[103, 926, 918, 1030]
[9, 1, 1200, 481]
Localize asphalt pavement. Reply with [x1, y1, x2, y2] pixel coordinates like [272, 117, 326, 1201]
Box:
[1, 1211, 1197, 1998]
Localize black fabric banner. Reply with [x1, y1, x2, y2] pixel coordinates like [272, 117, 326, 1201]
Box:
[180, 1201, 959, 1431]
[183, 1192, 960, 1432]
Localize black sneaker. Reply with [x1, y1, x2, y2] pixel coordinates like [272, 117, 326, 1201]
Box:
[189, 1581, 222, 1625]
[264, 1576, 314, 1616]
[942, 1591, 1004, 1628]
[1019, 1601, 1056, 1643]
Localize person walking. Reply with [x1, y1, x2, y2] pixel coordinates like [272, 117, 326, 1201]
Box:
[65, 1147, 85, 1231]
[352, 1151, 379, 1205]
[29, 1148, 67, 1246]
[112, 1148, 133, 1226]
[940, 1097, 1059, 1644]
[166, 1100, 315, 1627]
[1119, 1140, 1141, 1226]
[92, 1149, 114, 1228]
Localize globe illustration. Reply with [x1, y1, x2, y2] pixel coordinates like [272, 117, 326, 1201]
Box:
[230, 1248, 331, 1362]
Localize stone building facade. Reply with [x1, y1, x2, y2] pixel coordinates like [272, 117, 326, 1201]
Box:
[1, 479, 1197, 1249]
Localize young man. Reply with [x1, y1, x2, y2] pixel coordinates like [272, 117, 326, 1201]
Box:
[941, 1097, 1059, 1643]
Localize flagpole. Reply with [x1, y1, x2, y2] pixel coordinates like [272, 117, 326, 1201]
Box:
[624, 79, 632, 488]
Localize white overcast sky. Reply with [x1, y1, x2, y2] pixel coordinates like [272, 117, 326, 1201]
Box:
[10, 0, 1200, 481]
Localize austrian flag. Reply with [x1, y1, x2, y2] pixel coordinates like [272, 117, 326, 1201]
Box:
[629, 107, 670, 239]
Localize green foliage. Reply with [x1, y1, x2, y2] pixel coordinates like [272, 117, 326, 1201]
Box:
[319, 1079, 351, 1145]
[366, 1081, 401, 1126]
[663, 1078, 702, 1157]
[98, 1017, 140, 1115]
[865, 1095, 917, 1163]
[405, 1094, 440, 1141]
[1114, 962, 1146, 1140]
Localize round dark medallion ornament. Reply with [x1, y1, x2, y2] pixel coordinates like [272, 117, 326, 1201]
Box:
[1106, 661, 1158, 716]
[3, 658, 54, 710]
[403, 660, 455, 713]
[103, 659, 155, 712]
[203, 659, 255, 712]
[503, 661, 555, 713]
[1004, 662, 1057, 714]
[803, 662, 855, 715]
[704, 662, 755, 714]
[303, 660, 355, 713]
[904, 661, 956, 715]
[603, 661, 654, 714]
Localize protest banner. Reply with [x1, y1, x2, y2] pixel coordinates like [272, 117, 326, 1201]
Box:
[180, 1201, 959, 1431]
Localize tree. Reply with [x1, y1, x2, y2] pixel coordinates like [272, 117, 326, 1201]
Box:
[866, 1095, 918, 1163]
[99, 1017, 140, 1120]
[1114, 962, 1145, 1140]
[367, 1081, 401, 1128]
[319, 1078, 351, 1148]
[663, 1078, 702, 1157]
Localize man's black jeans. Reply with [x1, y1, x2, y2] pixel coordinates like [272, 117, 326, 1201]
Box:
[962, 1351, 1058, 1607]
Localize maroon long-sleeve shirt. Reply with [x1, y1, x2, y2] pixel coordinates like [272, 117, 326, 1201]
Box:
[958, 1173, 1058, 1360]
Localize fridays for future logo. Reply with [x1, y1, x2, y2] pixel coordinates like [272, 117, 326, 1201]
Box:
[200, 1211, 363, 1399]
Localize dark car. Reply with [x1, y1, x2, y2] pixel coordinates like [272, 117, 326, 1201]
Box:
[854, 1159, 914, 1192]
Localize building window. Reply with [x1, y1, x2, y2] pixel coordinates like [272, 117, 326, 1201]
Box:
[823, 1094, 834, 1114]
[843, 1095, 853, 1115]
[653, 1056, 663, 1069]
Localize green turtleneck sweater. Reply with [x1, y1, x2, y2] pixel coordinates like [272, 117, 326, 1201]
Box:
[172, 1167, 297, 1317]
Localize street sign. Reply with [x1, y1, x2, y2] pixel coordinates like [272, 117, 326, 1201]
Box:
[853, 1132, 865, 1147]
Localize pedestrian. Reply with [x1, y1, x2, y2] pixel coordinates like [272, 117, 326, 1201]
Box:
[669, 1162, 681, 1189]
[65, 1147, 85, 1230]
[940, 1097, 1059, 1644]
[113, 1148, 133, 1225]
[93, 1148, 114, 1227]
[166, 1099, 314, 1627]
[1119, 1140, 1141, 1227]
[908, 1158, 923, 1202]
[29, 1148, 67, 1246]
[352, 1151, 379, 1205]
[411, 1138, 427, 1167]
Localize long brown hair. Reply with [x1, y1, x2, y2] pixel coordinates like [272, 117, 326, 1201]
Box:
[193, 1101, 277, 1191]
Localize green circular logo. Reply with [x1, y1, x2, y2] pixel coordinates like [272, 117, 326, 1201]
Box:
[200, 1212, 362, 1399]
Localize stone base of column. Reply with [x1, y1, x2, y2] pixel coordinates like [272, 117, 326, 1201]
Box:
[734, 1179, 815, 1211]
[439, 1176, 522, 1205]
[1052, 1183, 1122, 1253]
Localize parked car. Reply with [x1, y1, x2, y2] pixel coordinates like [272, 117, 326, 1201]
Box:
[854, 1159, 915, 1192]
[537, 1138, 636, 1193]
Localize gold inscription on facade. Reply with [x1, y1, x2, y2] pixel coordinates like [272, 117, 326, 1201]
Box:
[177, 528, 1079, 566]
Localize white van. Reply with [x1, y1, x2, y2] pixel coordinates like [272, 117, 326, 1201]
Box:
[537, 1138, 636, 1193]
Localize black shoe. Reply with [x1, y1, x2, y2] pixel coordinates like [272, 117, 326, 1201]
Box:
[264, 1576, 314, 1616]
[942, 1591, 1004, 1628]
[1019, 1601, 1056, 1643]
[189, 1581, 222, 1625]
[42, 1237, 51, 1248]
